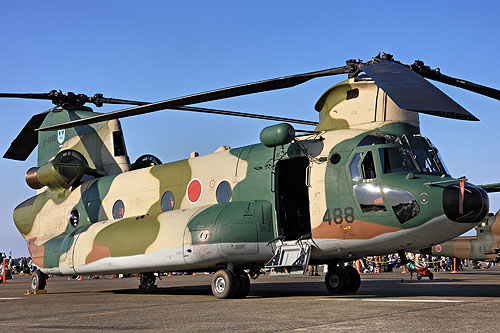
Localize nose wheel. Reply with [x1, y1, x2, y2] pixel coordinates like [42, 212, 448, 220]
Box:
[31, 270, 47, 291]
[325, 264, 360, 294]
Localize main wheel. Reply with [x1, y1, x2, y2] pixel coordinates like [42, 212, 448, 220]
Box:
[31, 271, 46, 291]
[429, 272, 434, 280]
[344, 265, 361, 293]
[417, 273, 422, 280]
[212, 269, 236, 299]
[325, 266, 348, 294]
[139, 273, 156, 290]
[233, 270, 251, 299]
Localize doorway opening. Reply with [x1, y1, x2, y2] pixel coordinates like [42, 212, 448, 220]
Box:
[275, 157, 311, 240]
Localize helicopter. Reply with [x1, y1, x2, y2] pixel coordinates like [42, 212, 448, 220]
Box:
[423, 206, 500, 263]
[2, 52, 498, 298]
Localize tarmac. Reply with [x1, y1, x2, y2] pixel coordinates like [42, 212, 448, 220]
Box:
[1, 266, 500, 332]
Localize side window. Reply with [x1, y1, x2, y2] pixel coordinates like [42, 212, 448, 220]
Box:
[349, 152, 363, 181]
[161, 191, 175, 212]
[361, 151, 376, 179]
[353, 183, 386, 213]
[112, 200, 125, 219]
[113, 131, 126, 157]
[216, 181, 232, 203]
[67, 209, 80, 227]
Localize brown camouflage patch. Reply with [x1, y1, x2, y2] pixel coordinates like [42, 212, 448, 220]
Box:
[312, 219, 403, 239]
[27, 238, 45, 267]
[85, 243, 112, 264]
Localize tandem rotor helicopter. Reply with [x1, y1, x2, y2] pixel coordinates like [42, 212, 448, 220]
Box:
[3, 52, 500, 298]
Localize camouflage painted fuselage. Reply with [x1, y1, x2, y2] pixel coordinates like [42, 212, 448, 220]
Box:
[12, 79, 484, 275]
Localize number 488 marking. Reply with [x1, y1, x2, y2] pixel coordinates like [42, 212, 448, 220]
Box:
[322, 207, 355, 225]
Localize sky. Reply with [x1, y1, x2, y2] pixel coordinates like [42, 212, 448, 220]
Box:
[1, 1, 500, 257]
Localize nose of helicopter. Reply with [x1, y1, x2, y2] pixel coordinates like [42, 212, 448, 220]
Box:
[442, 183, 489, 223]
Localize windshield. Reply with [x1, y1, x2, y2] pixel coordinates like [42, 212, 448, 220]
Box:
[379, 147, 418, 174]
[410, 135, 450, 176]
[356, 132, 450, 177]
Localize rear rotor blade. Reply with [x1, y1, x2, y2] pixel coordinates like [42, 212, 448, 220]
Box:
[3, 110, 50, 160]
[0, 91, 155, 108]
[0, 92, 54, 100]
[37, 65, 353, 131]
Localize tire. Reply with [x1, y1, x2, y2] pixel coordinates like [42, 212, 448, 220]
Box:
[31, 271, 46, 291]
[233, 270, 251, 299]
[417, 273, 422, 280]
[325, 266, 348, 294]
[139, 273, 156, 290]
[429, 272, 434, 280]
[344, 265, 361, 293]
[211, 269, 236, 299]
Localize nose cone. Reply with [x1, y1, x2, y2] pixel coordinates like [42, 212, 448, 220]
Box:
[443, 184, 489, 223]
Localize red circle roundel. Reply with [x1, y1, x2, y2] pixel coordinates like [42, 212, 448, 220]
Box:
[435, 245, 442, 253]
[187, 178, 203, 204]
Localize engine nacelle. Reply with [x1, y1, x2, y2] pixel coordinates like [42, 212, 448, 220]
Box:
[25, 150, 89, 190]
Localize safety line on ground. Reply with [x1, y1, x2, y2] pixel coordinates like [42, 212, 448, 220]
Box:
[0, 297, 22, 300]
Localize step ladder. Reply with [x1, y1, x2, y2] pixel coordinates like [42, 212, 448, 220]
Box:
[265, 239, 311, 276]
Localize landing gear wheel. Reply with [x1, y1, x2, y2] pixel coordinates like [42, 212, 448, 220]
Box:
[139, 273, 157, 290]
[325, 266, 348, 294]
[429, 272, 434, 280]
[31, 271, 46, 291]
[233, 270, 251, 299]
[212, 269, 236, 299]
[344, 265, 361, 293]
[417, 273, 422, 280]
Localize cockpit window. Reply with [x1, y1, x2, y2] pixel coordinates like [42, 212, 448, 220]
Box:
[379, 147, 418, 174]
[349, 152, 363, 181]
[361, 151, 376, 179]
[384, 187, 420, 224]
[354, 183, 387, 213]
[358, 132, 400, 146]
[410, 136, 449, 176]
[358, 132, 450, 177]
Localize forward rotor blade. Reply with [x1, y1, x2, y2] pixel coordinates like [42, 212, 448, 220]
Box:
[361, 61, 478, 121]
[37, 65, 353, 131]
[3, 110, 50, 160]
[479, 183, 500, 193]
[410, 63, 500, 101]
[172, 106, 317, 125]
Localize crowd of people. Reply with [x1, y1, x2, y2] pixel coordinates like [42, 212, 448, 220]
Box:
[356, 253, 470, 274]
[307, 253, 483, 276]
[0, 252, 36, 277]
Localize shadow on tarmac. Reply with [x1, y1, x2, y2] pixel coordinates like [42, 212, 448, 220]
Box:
[106, 277, 500, 299]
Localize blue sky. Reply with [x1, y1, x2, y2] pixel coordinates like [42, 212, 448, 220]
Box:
[1, 1, 499, 257]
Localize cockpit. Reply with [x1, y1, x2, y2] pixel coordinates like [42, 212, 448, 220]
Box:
[357, 132, 449, 176]
[348, 132, 450, 225]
